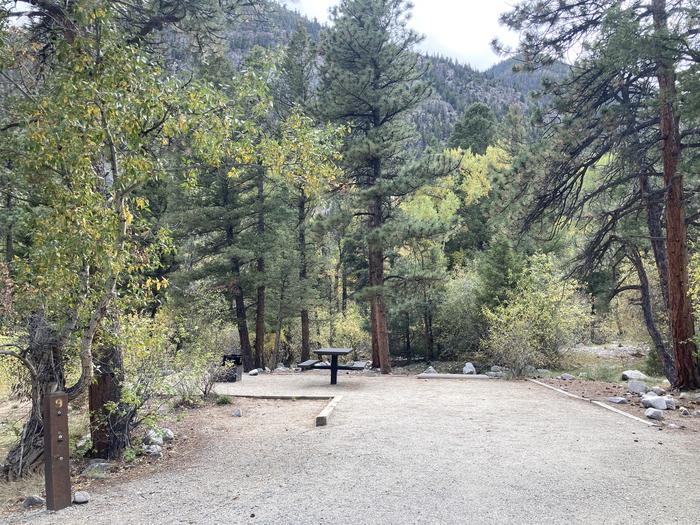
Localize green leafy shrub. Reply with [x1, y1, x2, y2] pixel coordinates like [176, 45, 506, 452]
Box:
[434, 266, 483, 355]
[482, 254, 591, 376]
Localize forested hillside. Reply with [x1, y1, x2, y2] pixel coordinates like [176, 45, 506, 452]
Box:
[219, 3, 566, 145]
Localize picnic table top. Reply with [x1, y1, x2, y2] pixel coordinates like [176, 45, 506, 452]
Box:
[315, 348, 352, 356]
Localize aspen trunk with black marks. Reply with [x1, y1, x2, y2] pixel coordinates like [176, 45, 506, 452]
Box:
[368, 195, 391, 374]
[254, 168, 266, 370]
[653, 0, 700, 389]
[298, 189, 310, 362]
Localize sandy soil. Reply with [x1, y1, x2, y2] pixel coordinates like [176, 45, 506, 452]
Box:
[6, 373, 699, 525]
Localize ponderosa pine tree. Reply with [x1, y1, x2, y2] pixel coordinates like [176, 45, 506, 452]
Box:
[500, 0, 700, 388]
[278, 25, 317, 362]
[448, 102, 497, 154]
[319, 0, 431, 373]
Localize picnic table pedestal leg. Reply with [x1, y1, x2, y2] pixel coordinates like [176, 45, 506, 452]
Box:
[330, 354, 338, 385]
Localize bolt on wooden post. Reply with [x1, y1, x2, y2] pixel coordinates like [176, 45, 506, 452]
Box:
[43, 391, 72, 511]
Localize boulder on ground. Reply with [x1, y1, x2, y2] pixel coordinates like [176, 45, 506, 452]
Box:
[641, 394, 668, 410]
[559, 373, 575, 381]
[622, 370, 649, 381]
[627, 380, 649, 395]
[462, 362, 476, 375]
[161, 428, 175, 442]
[486, 371, 505, 378]
[680, 407, 690, 416]
[536, 369, 550, 377]
[645, 408, 664, 421]
[248, 369, 259, 376]
[81, 461, 110, 479]
[490, 365, 503, 373]
[143, 444, 162, 457]
[651, 386, 666, 396]
[23, 495, 45, 508]
[144, 429, 163, 446]
[423, 366, 438, 375]
[607, 397, 628, 405]
[73, 491, 90, 504]
[664, 397, 676, 410]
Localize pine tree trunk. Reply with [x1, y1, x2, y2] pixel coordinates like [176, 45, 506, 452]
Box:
[652, 0, 700, 389]
[231, 257, 254, 371]
[405, 312, 412, 364]
[4, 190, 13, 266]
[641, 171, 670, 309]
[89, 342, 133, 460]
[368, 196, 391, 373]
[254, 168, 266, 369]
[627, 245, 677, 384]
[423, 308, 434, 361]
[273, 276, 287, 369]
[341, 268, 348, 316]
[298, 190, 310, 362]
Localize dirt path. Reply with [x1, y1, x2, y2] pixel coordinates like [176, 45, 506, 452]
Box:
[11, 374, 700, 524]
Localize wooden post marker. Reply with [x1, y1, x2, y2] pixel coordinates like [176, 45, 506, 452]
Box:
[43, 391, 72, 511]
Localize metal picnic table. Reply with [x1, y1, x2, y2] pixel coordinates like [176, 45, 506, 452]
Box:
[298, 348, 366, 385]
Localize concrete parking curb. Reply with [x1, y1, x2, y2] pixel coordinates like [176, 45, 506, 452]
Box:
[526, 378, 657, 427]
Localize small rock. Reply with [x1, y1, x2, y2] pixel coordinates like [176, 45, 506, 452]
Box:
[73, 491, 90, 504]
[81, 461, 110, 479]
[664, 397, 676, 410]
[642, 395, 668, 410]
[144, 429, 164, 446]
[232, 408, 243, 417]
[652, 387, 667, 396]
[559, 373, 575, 381]
[142, 444, 162, 457]
[667, 423, 680, 429]
[645, 408, 664, 421]
[462, 362, 476, 375]
[628, 380, 649, 395]
[490, 365, 503, 373]
[486, 371, 505, 378]
[423, 366, 438, 375]
[607, 397, 628, 405]
[248, 369, 259, 376]
[622, 370, 649, 381]
[23, 495, 45, 508]
[680, 407, 690, 416]
[161, 428, 175, 442]
[264, 367, 271, 373]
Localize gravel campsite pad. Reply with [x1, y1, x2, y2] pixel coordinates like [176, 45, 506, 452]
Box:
[9, 375, 700, 524]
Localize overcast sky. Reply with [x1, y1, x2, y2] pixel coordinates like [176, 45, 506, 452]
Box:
[280, 0, 520, 70]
